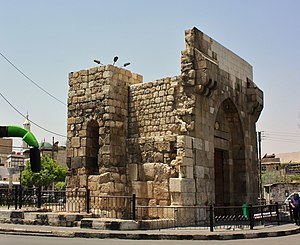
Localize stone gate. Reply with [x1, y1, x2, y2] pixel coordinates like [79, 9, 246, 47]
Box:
[66, 27, 263, 209]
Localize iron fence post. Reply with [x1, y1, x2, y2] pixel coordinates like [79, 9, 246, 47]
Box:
[86, 189, 90, 213]
[275, 202, 280, 225]
[132, 194, 136, 220]
[260, 205, 264, 225]
[37, 186, 42, 208]
[18, 185, 22, 209]
[249, 204, 254, 229]
[14, 185, 18, 210]
[269, 204, 272, 223]
[209, 204, 214, 232]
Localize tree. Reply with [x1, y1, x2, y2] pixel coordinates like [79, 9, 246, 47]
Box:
[21, 155, 67, 189]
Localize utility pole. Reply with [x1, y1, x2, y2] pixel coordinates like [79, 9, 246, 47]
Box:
[52, 137, 54, 159]
[258, 131, 262, 203]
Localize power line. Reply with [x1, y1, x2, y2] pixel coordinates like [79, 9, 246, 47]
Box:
[263, 131, 300, 137]
[0, 52, 66, 106]
[263, 137, 300, 144]
[0, 92, 67, 138]
[261, 131, 300, 144]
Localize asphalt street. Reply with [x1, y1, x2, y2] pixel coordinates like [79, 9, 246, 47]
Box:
[1, 233, 300, 245]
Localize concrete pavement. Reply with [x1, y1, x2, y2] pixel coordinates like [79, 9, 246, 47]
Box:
[0, 209, 299, 240]
[0, 222, 299, 240]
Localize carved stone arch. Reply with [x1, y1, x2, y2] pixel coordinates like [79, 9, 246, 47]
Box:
[214, 98, 246, 205]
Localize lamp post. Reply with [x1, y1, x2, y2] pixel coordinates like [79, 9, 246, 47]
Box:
[19, 164, 25, 209]
[258, 131, 263, 203]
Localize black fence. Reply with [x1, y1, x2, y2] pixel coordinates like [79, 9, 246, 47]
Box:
[213, 204, 290, 230]
[135, 205, 210, 229]
[0, 187, 18, 209]
[0, 187, 292, 231]
[0, 187, 135, 218]
[135, 203, 291, 230]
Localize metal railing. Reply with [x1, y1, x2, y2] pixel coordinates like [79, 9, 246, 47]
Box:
[0, 187, 135, 219]
[0, 187, 17, 209]
[0, 187, 292, 231]
[135, 205, 210, 230]
[89, 192, 135, 219]
[135, 203, 292, 231]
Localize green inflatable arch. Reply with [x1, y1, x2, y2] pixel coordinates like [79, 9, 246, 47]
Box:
[0, 125, 41, 172]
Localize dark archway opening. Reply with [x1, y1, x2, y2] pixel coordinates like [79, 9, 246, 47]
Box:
[86, 120, 100, 174]
[214, 99, 245, 206]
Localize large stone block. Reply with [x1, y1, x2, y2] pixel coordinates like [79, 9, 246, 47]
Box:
[193, 138, 203, 150]
[169, 178, 195, 193]
[131, 181, 147, 198]
[185, 136, 193, 149]
[147, 181, 154, 198]
[78, 147, 86, 157]
[71, 137, 81, 148]
[79, 175, 87, 188]
[182, 156, 194, 166]
[71, 157, 83, 169]
[170, 192, 195, 206]
[128, 164, 138, 181]
[179, 165, 194, 179]
[195, 165, 205, 179]
[142, 163, 155, 181]
[184, 148, 193, 158]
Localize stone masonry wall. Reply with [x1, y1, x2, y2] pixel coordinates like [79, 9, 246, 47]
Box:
[66, 27, 263, 215]
[127, 76, 196, 206]
[66, 65, 142, 198]
[179, 27, 263, 205]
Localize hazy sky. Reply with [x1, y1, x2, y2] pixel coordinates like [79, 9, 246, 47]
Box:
[1, 0, 300, 155]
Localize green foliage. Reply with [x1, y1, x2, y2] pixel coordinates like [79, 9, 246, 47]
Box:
[55, 181, 66, 190]
[21, 155, 67, 188]
[262, 171, 281, 186]
[285, 175, 300, 183]
[280, 162, 300, 170]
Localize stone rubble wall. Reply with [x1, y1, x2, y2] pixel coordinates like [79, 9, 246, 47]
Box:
[127, 76, 196, 206]
[66, 65, 143, 198]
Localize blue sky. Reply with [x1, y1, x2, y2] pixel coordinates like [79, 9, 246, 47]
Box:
[1, 0, 300, 154]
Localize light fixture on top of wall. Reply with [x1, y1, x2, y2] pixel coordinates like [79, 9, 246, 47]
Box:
[93, 59, 103, 65]
[121, 62, 131, 68]
[112, 56, 119, 66]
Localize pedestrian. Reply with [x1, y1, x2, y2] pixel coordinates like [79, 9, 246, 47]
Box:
[290, 192, 300, 225]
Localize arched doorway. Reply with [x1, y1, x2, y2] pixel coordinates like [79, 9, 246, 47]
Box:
[86, 120, 100, 174]
[214, 99, 245, 206]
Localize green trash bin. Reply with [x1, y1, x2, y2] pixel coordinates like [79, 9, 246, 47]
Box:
[242, 204, 250, 218]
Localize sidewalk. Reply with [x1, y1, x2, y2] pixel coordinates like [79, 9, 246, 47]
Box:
[0, 222, 299, 240]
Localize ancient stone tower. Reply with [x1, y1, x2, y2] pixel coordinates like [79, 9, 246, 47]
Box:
[66, 27, 263, 207]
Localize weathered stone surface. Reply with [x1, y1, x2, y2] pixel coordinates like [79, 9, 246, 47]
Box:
[67, 27, 263, 207]
[169, 178, 195, 193]
[128, 164, 137, 181]
[131, 181, 147, 198]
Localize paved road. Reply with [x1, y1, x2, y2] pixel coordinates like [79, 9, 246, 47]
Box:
[1, 233, 300, 245]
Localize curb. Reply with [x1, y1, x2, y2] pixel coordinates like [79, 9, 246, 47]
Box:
[0, 226, 299, 240]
